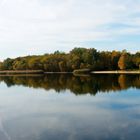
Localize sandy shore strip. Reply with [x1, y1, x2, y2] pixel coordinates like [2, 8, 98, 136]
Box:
[91, 70, 140, 74]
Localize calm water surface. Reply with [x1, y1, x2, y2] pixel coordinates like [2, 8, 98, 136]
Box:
[0, 74, 139, 140]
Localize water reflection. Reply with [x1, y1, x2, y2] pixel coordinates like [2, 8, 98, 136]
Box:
[0, 75, 139, 140]
[0, 74, 140, 95]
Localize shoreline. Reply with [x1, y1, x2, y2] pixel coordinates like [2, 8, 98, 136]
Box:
[0, 70, 139, 75]
[91, 70, 140, 74]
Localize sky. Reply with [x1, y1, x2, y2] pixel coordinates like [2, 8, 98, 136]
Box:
[0, 0, 140, 60]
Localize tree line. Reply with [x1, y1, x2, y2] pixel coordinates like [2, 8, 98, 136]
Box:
[0, 48, 139, 71]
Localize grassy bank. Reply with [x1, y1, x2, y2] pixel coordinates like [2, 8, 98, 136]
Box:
[0, 70, 44, 74]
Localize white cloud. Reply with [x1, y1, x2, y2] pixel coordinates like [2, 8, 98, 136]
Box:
[0, 0, 140, 59]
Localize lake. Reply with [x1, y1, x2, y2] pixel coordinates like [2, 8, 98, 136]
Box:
[0, 74, 140, 140]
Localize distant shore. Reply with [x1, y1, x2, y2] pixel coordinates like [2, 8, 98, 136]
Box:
[0, 70, 139, 75]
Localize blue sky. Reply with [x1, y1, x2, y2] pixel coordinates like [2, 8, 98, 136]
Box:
[0, 0, 140, 60]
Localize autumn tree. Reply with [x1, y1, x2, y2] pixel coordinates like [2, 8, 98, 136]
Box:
[118, 53, 131, 70]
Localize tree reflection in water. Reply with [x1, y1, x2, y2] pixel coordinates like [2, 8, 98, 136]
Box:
[0, 74, 140, 95]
